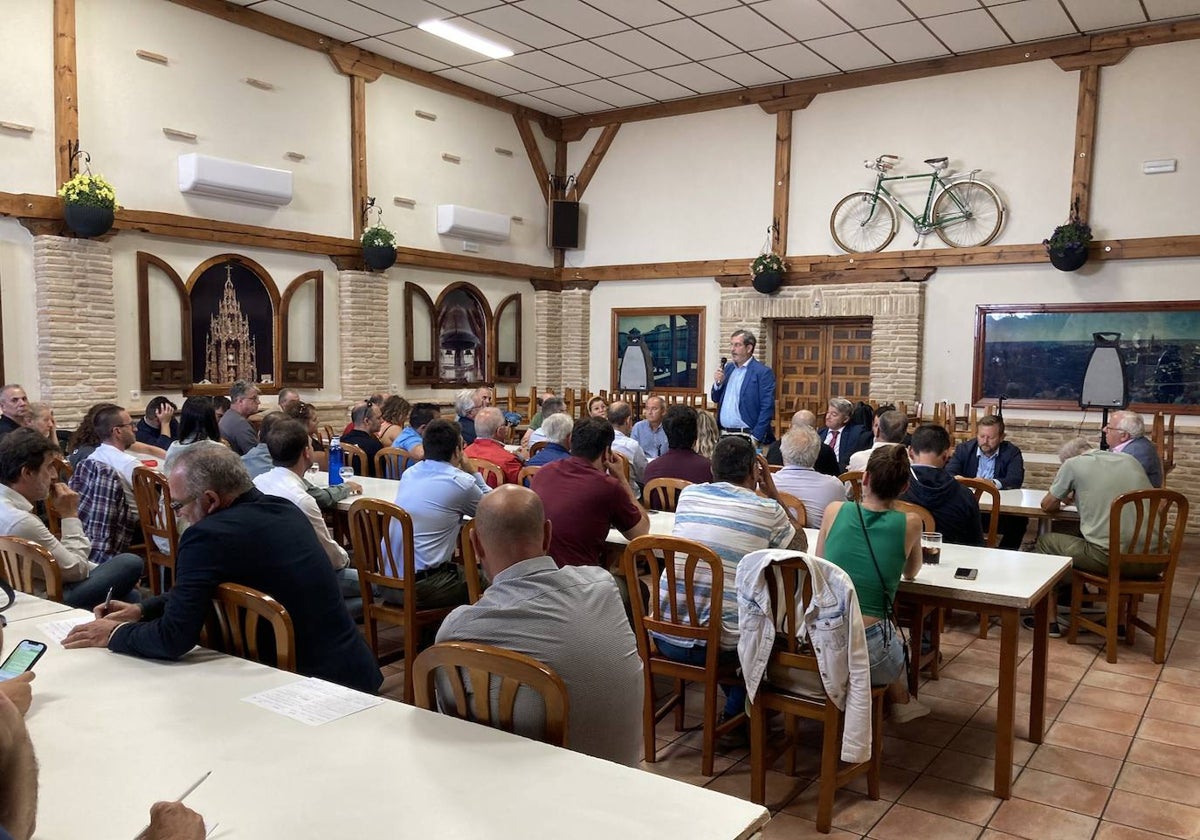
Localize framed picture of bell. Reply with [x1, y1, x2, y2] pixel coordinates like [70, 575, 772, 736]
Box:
[611, 307, 705, 394]
[973, 301, 1200, 413]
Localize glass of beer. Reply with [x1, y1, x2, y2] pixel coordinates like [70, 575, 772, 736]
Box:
[921, 532, 942, 564]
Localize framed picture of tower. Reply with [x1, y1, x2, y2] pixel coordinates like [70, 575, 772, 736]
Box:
[611, 307, 705, 394]
[189, 259, 276, 388]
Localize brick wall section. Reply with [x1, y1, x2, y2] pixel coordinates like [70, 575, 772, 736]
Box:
[718, 282, 924, 404]
[33, 236, 118, 424]
[560, 288, 590, 392]
[534, 288, 562, 393]
[338, 270, 389, 400]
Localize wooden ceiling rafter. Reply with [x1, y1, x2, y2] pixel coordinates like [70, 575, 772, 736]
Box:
[53, 0, 78, 189]
[513, 116, 551, 204]
[574, 124, 620, 199]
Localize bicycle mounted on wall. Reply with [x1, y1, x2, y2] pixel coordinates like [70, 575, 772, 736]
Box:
[830, 154, 1005, 253]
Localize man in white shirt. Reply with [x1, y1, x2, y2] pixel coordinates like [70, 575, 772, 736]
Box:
[607, 400, 647, 494]
[847, 410, 907, 473]
[0, 428, 142, 610]
[252, 419, 362, 600]
[84, 404, 142, 511]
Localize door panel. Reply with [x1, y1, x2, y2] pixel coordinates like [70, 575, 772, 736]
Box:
[773, 318, 872, 431]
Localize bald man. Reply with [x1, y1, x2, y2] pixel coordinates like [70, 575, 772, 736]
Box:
[435, 485, 643, 766]
[766, 410, 841, 476]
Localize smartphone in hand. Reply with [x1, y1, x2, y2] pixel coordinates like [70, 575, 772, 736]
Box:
[0, 640, 47, 682]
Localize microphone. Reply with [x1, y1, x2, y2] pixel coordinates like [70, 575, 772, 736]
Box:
[720, 356, 728, 367]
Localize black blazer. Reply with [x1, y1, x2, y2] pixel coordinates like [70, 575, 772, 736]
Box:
[946, 440, 1025, 490]
[110, 489, 382, 694]
[766, 440, 841, 477]
[817, 423, 874, 472]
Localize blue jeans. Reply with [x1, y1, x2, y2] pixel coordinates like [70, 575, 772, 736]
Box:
[865, 621, 906, 688]
[654, 636, 746, 718]
[63, 553, 144, 611]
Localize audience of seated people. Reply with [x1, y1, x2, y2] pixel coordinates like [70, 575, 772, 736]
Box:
[165, 396, 223, 475]
[772, 424, 846, 527]
[392, 402, 438, 460]
[643, 404, 712, 485]
[283, 400, 326, 461]
[454, 387, 491, 445]
[464, 407, 522, 485]
[945, 414, 1028, 549]
[340, 402, 385, 477]
[818, 398, 875, 473]
[240, 411, 286, 480]
[631, 395, 667, 458]
[522, 396, 566, 452]
[902, 423, 985, 546]
[1102, 409, 1163, 488]
[607, 400, 648, 494]
[527, 390, 557, 430]
[24, 403, 56, 444]
[766, 410, 840, 477]
[848, 408, 907, 473]
[217, 380, 262, 456]
[525, 413, 573, 467]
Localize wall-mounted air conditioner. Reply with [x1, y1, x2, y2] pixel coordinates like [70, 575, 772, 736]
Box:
[436, 204, 510, 242]
[178, 153, 293, 206]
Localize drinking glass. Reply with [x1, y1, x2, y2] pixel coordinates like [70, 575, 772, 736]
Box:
[921, 532, 942, 565]
[340, 465, 355, 482]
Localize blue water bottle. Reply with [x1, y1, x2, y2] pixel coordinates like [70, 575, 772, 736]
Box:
[329, 435, 344, 486]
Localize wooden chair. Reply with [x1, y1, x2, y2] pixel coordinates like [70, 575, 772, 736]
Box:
[642, 477, 690, 511]
[132, 466, 180, 596]
[459, 519, 486, 604]
[748, 556, 884, 831]
[517, 465, 540, 488]
[623, 535, 745, 777]
[206, 582, 296, 672]
[413, 641, 569, 748]
[954, 476, 1002, 638]
[348, 498, 457, 703]
[321, 425, 334, 448]
[610, 451, 631, 484]
[45, 456, 73, 538]
[376, 447, 420, 480]
[0, 536, 63, 601]
[775, 491, 808, 529]
[839, 470, 863, 502]
[339, 441, 368, 477]
[892, 500, 940, 694]
[474, 459, 505, 488]
[1068, 489, 1188, 663]
[528, 441, 549, 458]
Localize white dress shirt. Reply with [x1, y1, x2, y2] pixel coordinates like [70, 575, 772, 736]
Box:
[254, 467, 350, 571]
[0, 484, 95, 583]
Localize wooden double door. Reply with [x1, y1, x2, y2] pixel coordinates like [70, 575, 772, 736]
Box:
[772, 318, 873, 431]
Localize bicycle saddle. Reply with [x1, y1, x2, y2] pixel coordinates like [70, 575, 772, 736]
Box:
[924, 157, 948, 169]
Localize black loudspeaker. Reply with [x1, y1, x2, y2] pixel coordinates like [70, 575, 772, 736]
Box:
[549, 200, 580, 249]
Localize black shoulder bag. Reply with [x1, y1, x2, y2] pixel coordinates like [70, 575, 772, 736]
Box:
[855, 502, 912, 682]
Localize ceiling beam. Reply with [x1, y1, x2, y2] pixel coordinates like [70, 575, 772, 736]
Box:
[772, 110, 792, 256]
[759, 94, 815, 115]
[1052, 47, 1131, 71]
[574, 124, 620, 199]
[1068, 64, 1099, 224]
[513, 116, 550, 204]
[53, 0, 78, 189]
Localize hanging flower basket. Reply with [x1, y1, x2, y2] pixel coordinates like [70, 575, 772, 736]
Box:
[59, 172, 118, 238]
[750, 252, 785, 294]
[361, 224, 397, 272]
[1044, 210, 1092, 273]
[1048, 245, 1088, 272]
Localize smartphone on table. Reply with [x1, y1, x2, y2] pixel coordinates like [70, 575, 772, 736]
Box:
[954, 568, 978, 581]
[0, 640, 47, 681]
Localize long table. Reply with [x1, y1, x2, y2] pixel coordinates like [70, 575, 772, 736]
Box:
[978, 488, 1079, 536]
[9, 604, 769, 840]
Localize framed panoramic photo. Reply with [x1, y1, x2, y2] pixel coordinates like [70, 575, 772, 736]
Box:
[611, 307, 705, 393]
[973, 301, 1200, 414]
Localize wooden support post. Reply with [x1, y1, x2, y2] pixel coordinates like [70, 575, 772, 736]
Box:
[554, 139, 567, 269]
[350, 74, 368, 239]
[1069, 64, 1099, 223]
[773, 110, 792, 255]
[54, 0, 79, 188]
[513, 115, 550, 203]
[575, 123, 620, 198]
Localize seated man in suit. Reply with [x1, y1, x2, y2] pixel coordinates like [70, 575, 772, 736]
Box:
[818, 398, 874, 473]
[435, 485, 643, 766]
[901, 424, 984, 547]
[63, 445, 382, 695]
[766, 410, 840, 477]
[1103, 411, 1163, 488]
[945, 414, 1027, 548]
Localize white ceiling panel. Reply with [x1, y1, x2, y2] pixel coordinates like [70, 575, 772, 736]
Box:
[569, 79, 654, 107]
[990, 0, 1076, 41]
[924, 9, 1012, 51]
[579, 0, 683, 28]
[356, 0, 451, 26]
[1059, 0, 1145, 31]
[466, 5, 575, 48]
[695, 6, 792, 51]
[701, 52, 788, 86]
[283, 0, 404, 36]
[504, 51, 599, 85]
[641, 18, 739, 60]
[609, 70, 697, 100]
[382, 26, 507, 64]
[355, 36, 449, 71]
[435, 67, 517, 96]
[752, 0, 852, 41]
[252, 1, 368, 40]
[804, 31, 892, 71]
[546, 41, 642, 76]
[663, 0, 744, 14]
[1142, 0, 1200, 19]
[819, 0, 914, 28]
[459, 59, 555, 91]
[512, 0, 627, 38]
[751, 42, 839, 79]
[529, 85, 615, 112]
[417, 0, 504, 12]
[863, 21, 951, 62]
[900, 0, 980, 15]
[655, 61, 743, 93]
[593, 30, 690, 68]
[503, 92, 574, 116]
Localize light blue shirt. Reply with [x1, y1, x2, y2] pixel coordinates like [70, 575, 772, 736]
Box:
[392, 425, 422, 451]
[719, 363, 749, 430]
[976, 450, 997, 482]
[631, 420, 667, 458]
[391, 459, 489, 574]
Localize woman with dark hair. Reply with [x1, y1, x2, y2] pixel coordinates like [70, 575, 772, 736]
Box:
[378, 395, 411, 447]
[135, 396, 178, 449]
[165, 396, 223, 475]
[816, 445, 927, 723]
[285, 401, 326, 466]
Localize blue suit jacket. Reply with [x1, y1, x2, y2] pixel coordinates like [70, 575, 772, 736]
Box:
[710, 357, 776, 443]
[1121, 436, 1163, 488]
[946, 439, 1025, 490]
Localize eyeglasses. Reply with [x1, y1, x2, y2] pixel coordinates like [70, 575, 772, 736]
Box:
[169, 496, 196, 513]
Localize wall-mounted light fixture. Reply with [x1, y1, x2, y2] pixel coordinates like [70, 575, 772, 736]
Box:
[1142, 158, 1177, 174]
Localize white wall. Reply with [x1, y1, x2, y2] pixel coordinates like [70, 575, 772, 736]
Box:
[0, 0, 55, 196]
[0, 220, 38, 391]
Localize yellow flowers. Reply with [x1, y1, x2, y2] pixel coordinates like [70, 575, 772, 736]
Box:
[59, 172, 119, 209]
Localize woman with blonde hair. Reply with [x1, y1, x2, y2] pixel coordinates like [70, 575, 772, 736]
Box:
[378, 395, 411, 447]
[694, 410, 720, 461]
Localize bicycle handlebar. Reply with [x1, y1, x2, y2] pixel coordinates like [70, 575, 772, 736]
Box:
[864, 154, 901, 170]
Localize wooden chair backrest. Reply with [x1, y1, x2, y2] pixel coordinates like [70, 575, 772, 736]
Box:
[839, 470, 863, 502]
[0, 536, 63, 601]
[642, 477, 690, 512]
[955, 476, 1000, 547]
[44, 456, 73, 538]
[894, 500, 936, 534]
[459, 519, 485, 604]
[623, 535, 724, 652]
[376, 447, 419, 480]
[413, 641, 569, 747]
[208, 582, 296, 672]
[1109, 489, 1189, 580]
[474, 459, 505, 488]
[529, 441, 549, 457]
[775, 491, 808, 529]
[517, 465, 540, 488]
[321, 425, 334, 448]
[132, 466, 181, 595]
[610, 451, 631, 483]
[339, 441, 368, 477]
[348, 498, 416, 593]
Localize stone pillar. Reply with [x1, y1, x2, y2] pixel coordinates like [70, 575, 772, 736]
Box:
[338, 269, 389, 399]
[560, 283, 593, 390]
[33, 236, 118, 423]
[533, 283, 562, 392]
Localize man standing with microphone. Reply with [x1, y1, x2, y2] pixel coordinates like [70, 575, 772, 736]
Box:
[710, 329, 777, 447]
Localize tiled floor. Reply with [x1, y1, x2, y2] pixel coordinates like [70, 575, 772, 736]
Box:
[378, 537, 1200, 840]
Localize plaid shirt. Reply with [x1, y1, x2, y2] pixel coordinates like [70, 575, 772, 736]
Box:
[69, 458, 138, 564]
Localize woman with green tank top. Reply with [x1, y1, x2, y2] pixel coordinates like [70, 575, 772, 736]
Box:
[816, 445, 929, 723]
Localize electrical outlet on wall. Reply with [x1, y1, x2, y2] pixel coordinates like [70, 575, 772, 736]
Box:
[130, 390, 140, 402]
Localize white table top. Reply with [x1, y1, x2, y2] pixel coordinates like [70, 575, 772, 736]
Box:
[2, 591, 74, 624]
[16, 610, 768, 840]
[980, 488, 1077, 518]
[309, 472, 401, 510]
[606, 511, 676, 546]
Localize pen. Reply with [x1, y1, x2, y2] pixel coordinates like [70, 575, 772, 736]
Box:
[133, 771, 212, 839]
[102, 586, 114, 617]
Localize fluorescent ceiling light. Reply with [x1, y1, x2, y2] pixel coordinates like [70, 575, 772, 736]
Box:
[418, 19, 513, 59]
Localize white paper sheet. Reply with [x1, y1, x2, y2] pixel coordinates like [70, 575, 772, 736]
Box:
[38, 615, 94, 646]
[241, 677, 384, 726]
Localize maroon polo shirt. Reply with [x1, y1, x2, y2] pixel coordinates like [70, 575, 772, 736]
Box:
[643, 448, 713, 486]
[531, 455, 642, 567]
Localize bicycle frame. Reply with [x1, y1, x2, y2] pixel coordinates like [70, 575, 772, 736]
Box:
[870, 169, 973, 230]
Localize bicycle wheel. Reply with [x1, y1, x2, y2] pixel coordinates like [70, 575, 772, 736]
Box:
[830, 191, 897, 253]
[933, 180, 1004, 248]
